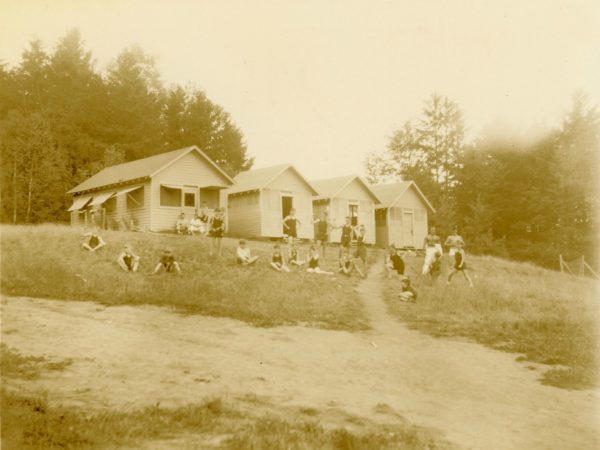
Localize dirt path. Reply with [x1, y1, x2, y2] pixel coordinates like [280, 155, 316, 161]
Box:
[2, 264, 598, 450]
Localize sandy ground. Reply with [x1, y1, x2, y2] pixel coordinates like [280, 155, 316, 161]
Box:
[2, 263, 599, 450]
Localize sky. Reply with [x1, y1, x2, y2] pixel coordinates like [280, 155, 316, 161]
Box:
[1, 0, 599, 179]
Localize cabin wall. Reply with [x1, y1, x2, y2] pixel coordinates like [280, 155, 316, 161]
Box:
[261, 188, 314, 239]
[226, 191, 262, 237]
[335, 180, 376, 243]
[70, 182, 152, 231]
[376, 186, 429, 249]
[150, 152, 231, 231]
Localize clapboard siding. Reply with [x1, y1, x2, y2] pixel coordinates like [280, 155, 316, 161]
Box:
[150, 151, 230, 231]
[375, 185, 429, 249]
[227, 191, 261, 237]
[260, 188, 314, 239]
[69, 182, 151, 230]
[337, 179, 376, 244]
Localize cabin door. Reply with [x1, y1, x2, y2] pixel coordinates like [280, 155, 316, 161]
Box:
[402, 210, 414, 247]
[348, 202, 359, 240]
[281, 195, 293, 234]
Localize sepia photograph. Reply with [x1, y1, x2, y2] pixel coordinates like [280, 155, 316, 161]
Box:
[1, 0, 599, 449]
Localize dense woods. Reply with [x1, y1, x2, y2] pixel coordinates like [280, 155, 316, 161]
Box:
[0, 30, 253, 224]
[366, 93, 599, 270]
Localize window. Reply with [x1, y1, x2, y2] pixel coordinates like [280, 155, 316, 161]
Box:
[105, 196, 117, 213]
[184, 192, 196, 207]
[127, 186, 144, 209]
[160, 185, 181, 207]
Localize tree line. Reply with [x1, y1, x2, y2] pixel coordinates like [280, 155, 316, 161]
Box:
[0, 29, 254, 224]
[366, 92, 599, 270]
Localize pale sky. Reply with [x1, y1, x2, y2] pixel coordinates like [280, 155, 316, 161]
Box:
[2, 0, 599, 179]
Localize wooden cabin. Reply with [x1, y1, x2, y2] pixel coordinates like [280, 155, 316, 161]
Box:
[310, 175, 380, 244]
[66, 146, 234, 232]
[370, 181, 435, 249]
[224, 164, 317, 239]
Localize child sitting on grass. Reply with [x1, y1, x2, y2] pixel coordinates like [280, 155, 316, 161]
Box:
[399, 276, 417, 302]
[428, 251, 443, 282]
[117, 245, 140, 272]
[338, 249, 353, 276]
[188, 214, 204, 235]
[270, 244, 290, 272]
[236, 240, 259, 266]
[385, 245, 405, 278]
[306, 245, 333, 275]
[288, 245, 306, 266]
[175, 212, 188, 235]
[81, 229, 106, 252]
[153, 249, 182, 274]
[447, 244, 474, 287]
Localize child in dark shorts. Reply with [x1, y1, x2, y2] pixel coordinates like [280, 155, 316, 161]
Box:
[385, 245, 405, 278]
[447, 244, 474, 287]
[399, 276, 417, 302]
[153, 249, 182, 274]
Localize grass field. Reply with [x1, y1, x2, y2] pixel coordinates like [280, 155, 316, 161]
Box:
[1, 345, 450, 450]
[0, 224, 369, 331]
[381, 252, 600, 390]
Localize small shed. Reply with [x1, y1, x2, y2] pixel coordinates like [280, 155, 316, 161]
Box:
[370, 181, 435, 249]
[310, 175, 380, 244]
[66, 146, 234, 232]
[224, 164, 317, 239]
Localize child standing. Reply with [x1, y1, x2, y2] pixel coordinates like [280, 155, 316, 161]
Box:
[199, 202, 210, 236]
[236, 240, 259, 265]
[352, 224, 367, 278]
[447, 244, 474, 287]
[282, 208, 301, 249]
[306, 245, 333, 275]
[337, 217, 354, 250]
[209, 208, 226, 256]
[422, 226, 442, 274]
[428, 251, 443, 282]
[313, 211, 332, 255]
[117, 245, 140, 272]
[153, 249, 182, 274]
[270, 244, 290, 272]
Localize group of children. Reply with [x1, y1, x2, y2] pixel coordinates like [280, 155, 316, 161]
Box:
[175, 203, 226, 256]
[82, 208, 473, 302]
[379, 225, 474, 303]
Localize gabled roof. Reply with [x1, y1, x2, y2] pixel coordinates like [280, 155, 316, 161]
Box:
[67, 145, 234, 194]
[370, 181, 436, 213]
[311, 174, 380, 203]
[227, 164, 318, 195]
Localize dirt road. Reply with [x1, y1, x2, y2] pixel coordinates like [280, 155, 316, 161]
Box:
[2, 264, 598, 449]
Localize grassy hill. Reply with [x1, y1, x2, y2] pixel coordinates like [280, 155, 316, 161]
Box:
[0, 225, 368, 331]
[382, 252, 600, 390]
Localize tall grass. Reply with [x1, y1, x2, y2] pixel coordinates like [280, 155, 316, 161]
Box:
[382, 253, 600, 389]
[0, 224, 368, 331]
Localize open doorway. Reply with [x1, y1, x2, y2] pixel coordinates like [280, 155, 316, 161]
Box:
[281, 195, 293, 234]
[348, 202, 359, 239]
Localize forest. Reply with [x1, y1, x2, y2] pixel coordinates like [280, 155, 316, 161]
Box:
[366, 93, 599, 270]
[1, 30, 598, 271]
[0, 29, 253, 224]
